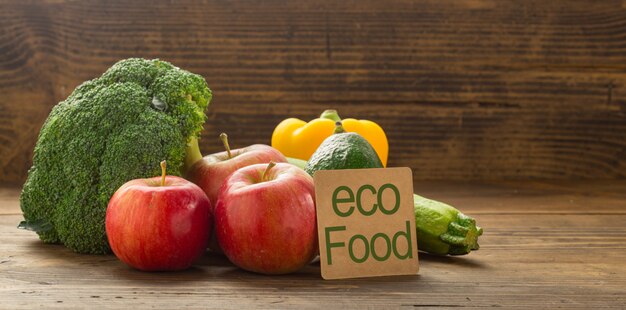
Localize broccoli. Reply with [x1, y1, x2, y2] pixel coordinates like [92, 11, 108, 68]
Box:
[19, 58, 212, 254]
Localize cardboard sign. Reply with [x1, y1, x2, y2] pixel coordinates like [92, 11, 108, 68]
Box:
[314, 167, 419, 280]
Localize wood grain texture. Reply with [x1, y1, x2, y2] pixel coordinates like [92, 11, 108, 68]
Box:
[1, 181, 626, 308]
[1, 0, 626, 185]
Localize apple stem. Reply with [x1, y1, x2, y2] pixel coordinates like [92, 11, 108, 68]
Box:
[160, 160, 167, 186]
[334, 121, 346, 134]
[220, 133, 232, 159]
[262, 161, 277, 182]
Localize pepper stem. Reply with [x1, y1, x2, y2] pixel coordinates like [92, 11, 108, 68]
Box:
[160, 160, 167, 186]
[220, 133, 232, 159]
[262, 161, 277, 182]
[334, 121, 346, 134]
[320, 109, 342, 122]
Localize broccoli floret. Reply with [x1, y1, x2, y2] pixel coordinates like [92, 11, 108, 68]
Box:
[19, 58, 212, 254]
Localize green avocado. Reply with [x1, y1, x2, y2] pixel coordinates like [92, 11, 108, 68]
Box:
[304, 122, 383, 176]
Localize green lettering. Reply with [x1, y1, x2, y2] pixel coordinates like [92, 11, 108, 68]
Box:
[371, 232, 392, 261]
[332, 186, 355, 217]
[325, 226, 346, 265]
[378, 183, 401, 215]
[348, 234, 369, 263]
[392, 221, 413, 259]
[356, 184, 377, 216]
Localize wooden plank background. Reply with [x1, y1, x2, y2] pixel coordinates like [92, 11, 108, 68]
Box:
[1, 0, 626, 186]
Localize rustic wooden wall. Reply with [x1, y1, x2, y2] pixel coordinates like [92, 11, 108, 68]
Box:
[1, 0, 625, 185]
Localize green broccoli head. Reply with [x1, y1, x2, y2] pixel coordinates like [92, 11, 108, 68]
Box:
[19, 58, 212, 254]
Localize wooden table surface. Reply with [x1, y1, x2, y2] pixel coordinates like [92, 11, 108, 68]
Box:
[1, 180, 625, 309]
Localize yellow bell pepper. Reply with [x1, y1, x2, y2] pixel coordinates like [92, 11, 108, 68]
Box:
[271, 110, 388, 166]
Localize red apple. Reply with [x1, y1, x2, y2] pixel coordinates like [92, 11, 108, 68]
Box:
[106, 161, 211, 271]
[215, 162, 317, 275]
[186, 133, 287, 252]
[187, 133, 287, 205]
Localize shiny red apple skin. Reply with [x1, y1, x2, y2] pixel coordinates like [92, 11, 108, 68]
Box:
[187, 144, 287, 205]
[106, 176, 211, 271]
[215, 162, 317, 275]
[186, 144, 287, 253]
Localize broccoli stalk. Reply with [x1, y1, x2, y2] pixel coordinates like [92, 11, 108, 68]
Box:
[19, 58, 212, 254]
[183, 136, 204, 173]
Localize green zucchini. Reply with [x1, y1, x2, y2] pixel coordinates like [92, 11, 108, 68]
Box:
[413, 194, 483, 255]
